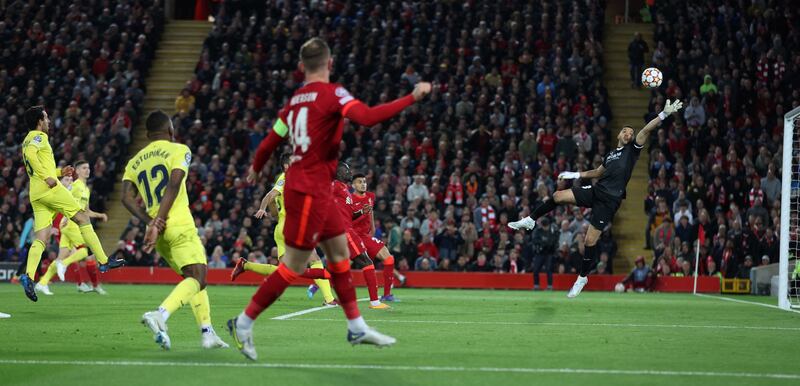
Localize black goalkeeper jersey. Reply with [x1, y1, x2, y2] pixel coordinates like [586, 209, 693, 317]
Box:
[595, 141, 644, 199]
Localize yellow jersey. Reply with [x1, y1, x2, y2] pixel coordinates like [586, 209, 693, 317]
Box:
[22, 130, 62, 201]
[273, 172, 286, 222]
[70, 179, 90, 210]
[123, 140, 194, 228]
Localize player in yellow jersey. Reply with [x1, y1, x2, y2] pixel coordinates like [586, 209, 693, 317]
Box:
[36, 160, 109, 295]
[19, 106, 124, 302]
[121, 110, 227, 350]
[230, 154, 338, 306]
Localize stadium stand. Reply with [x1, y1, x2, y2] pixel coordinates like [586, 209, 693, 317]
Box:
[120, 0, 616, 274]
[0, 1, 164, 263]
[643, 0, 799, 279]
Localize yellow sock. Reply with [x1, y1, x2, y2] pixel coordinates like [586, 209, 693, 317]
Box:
[159, 277, 201, 315]
[244, 262, 278, 276]
[61, 248, 89, 267]
[190, 289, 211, 329]
[309, 261, 335, 303]
[39, 260, 58, 286]
[78, 224, 108, 264]
[26, 239, 46, 278]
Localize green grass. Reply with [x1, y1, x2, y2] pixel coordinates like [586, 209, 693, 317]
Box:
[1, 283, 799, 386]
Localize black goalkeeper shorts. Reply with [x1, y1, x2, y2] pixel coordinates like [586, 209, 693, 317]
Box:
[570, 185, 622, 230]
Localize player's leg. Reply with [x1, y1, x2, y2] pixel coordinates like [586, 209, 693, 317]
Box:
[141, 232, 203, 350]
[567, 224, 603, 298]
[21, 199, 53, 301]
[71, 210, 123, 271]
[509, 188, 578, 230]
[348, 233, 387, 309]
[83, 255, 105, 294]
[319, 234, 396, 346]
[307, 250, 336, 304]
[364, 235, 397, 301]
[532, 254, 543, 290]
[36, 246, 72, 295]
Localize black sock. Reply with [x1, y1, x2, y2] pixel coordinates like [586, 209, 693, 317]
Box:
[579, 245, 596, 277]
[531, 197, 557, 219]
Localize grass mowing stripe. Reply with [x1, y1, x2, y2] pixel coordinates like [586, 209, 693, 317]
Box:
[271, 298, 369, 320]
[1, 359, 798, 380]
[695, 293, 800, 314]
[281, 317, 800, 331]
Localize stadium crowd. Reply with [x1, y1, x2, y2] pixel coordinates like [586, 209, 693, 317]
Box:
[637, 0, 799, 285]
[119, 0, 617, 279]
[0, 1, 164, 264]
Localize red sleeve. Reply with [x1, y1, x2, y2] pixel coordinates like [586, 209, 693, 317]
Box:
[343, 94, 415, 127]
[252, 130, 284, 173]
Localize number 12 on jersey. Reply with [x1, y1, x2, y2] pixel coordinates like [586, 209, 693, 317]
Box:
[287, 107, 311, 153]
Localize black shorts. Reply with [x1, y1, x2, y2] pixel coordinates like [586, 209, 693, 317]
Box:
[571, 185, 622, 230]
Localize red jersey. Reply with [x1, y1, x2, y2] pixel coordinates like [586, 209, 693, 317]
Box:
[279, 82, 357, 195]
[331, 180, 356, 228]
[351, 191, 375, 236]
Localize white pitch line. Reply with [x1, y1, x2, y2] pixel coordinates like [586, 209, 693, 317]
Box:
[271, 297, 369, 320]
[0, 359, 798, 380]
[694, 293, 800, 315]
[278, 317, 800, 331]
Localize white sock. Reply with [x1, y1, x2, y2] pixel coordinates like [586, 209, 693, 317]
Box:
[369, 300, 381, 307]
[237, 312, 254, 330]
[347, 316, 368, 333]
[158, 307, 170, 321]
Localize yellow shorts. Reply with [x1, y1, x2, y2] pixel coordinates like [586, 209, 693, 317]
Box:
[274, 219, 285, 258]
[32, 185, 82, 232]
[59, 221, 84, 249]
[155, 223, 206, 274]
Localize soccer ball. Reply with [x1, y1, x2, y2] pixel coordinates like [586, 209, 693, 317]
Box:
[641, 67, 663, 88]
[614, 283, 625, 293]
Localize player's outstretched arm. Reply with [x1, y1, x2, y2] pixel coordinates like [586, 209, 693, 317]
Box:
[255, 189, 279, 219]
[635, 99, 684, 146]
[344, 82, 432, 127]
[121, 180, 152, 224]
[558, 165, 606, 180]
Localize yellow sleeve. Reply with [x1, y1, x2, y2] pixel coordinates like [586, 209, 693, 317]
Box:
[122, 159, 135, 182]
[169, 144, 191, 173]
[273, 174, 285, 194]
[23, 142, 51, 181]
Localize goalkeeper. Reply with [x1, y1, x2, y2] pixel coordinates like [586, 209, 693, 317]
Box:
[510, 99, 684, 298]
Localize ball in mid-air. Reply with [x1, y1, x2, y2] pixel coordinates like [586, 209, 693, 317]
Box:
[614, 282, 626, 293]
[641, 67, 662, 88]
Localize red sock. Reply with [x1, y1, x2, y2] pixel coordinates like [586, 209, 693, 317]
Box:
[328, 259, 361, 320]
[86, 260, 99, 287]
[244, 264, 298, 320]
[382, 256, 395, 296]
[362, 265, 379, 301]
[301, 268, 330, 279]
[77, 263, 90, 284]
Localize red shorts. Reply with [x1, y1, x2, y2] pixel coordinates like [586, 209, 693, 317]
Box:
[283, 189, 346, 250]
[345, 231, 366, 259]
[357, 233, 385, 258]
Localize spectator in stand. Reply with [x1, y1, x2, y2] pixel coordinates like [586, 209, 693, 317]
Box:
[138, 0, 610, 271]
[628, 32, 649, 88]
[646, 0, 798, 278]
[175, 88, 196, 114]
[468, 252, 493, 272]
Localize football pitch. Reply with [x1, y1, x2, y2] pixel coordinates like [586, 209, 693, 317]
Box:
[1, 283, 799, 386]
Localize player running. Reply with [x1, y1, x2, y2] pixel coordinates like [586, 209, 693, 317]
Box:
[19, 106, 124, 302]
[509, 99, 683, 298]
[231, 154, 338, 306]
[36, 161, 109, 295]
[227, 37, 430, 360]
[331, 163, 390, 309]
[121, 110, 228, 350]
[349, 171, 399, 302]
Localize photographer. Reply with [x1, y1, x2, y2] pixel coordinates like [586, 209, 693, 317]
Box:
[530, 217, 558, 290]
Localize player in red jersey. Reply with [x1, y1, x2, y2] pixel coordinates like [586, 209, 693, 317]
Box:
[351, 172, 400, 302]
[226, 37, 431, 360]
[330, 163, 390, 309]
